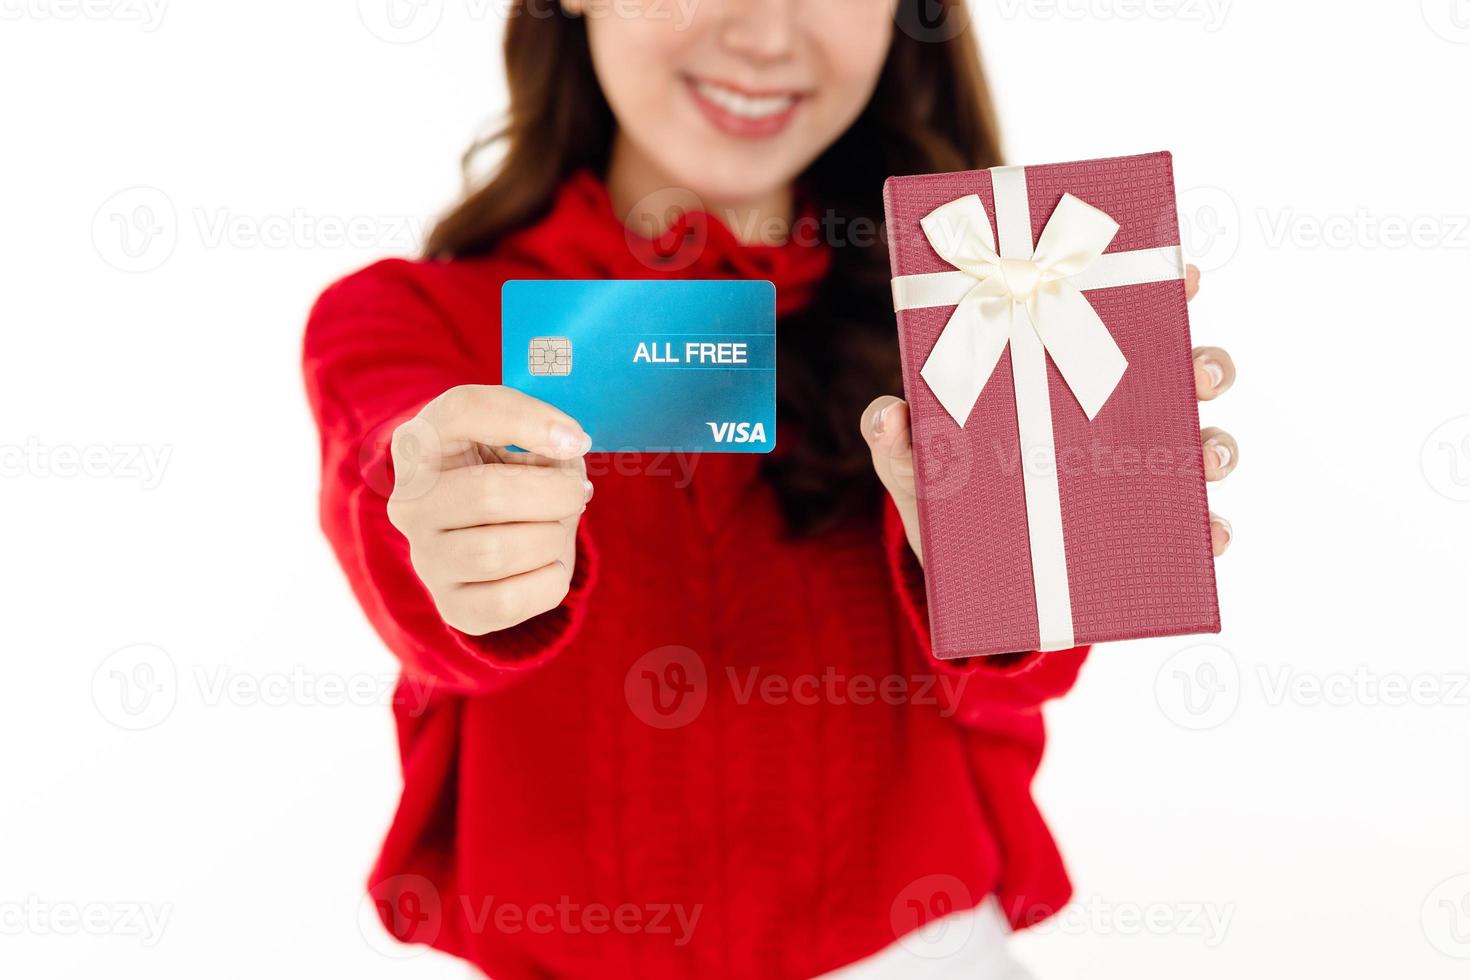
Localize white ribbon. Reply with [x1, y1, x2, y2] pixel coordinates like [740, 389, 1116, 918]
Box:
[891, 165, 1184, 651]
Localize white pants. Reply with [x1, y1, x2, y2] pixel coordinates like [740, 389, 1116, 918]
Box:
[817, 898, 1034, 980]
[466, 897, 1033, 980]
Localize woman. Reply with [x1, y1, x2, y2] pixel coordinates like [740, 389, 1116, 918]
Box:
[303, 0, 1239, 975]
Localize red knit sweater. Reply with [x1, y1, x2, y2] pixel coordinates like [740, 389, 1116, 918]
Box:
[303, 173, 1089, 980]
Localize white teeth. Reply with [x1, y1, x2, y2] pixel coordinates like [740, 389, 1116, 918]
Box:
[694, 80, 797, 120]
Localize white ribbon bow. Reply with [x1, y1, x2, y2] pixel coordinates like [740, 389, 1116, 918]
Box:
[891, 165, 1185, 650]
[909, 192, 1128, 423]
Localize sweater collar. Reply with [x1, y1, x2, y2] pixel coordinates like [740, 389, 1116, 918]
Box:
[505, 170, 831, 316]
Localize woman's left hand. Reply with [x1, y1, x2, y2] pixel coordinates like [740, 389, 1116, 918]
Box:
[863, 264, 1237, 567]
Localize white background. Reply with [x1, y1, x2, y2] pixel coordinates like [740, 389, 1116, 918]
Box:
[2, 1, 1469, 977]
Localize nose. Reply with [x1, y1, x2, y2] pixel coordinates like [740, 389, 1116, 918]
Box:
[719, 0, 797, 62]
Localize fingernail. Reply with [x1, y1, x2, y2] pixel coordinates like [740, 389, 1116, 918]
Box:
[1206, 440, 1232, 472]
[549, 423, 592, 456]
[1211, 516, 1232, 551]
[1197, 357, 1224, 391]
[583, 480, 594, 503]
[872, 404, 891, 439]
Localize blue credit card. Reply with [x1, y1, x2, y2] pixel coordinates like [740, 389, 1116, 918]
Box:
[501, 280, 777, 453]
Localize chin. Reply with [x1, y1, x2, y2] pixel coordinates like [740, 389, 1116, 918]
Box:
[664, 152, 805, 215]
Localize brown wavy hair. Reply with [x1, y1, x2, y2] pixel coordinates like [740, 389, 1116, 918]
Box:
[427, 0, 1003, 534]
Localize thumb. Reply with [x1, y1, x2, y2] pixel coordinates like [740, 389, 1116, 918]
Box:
[861, 395, 916, 504]
[862, 395, 922, 563]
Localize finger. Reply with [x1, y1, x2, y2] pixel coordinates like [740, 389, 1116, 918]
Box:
[862, 395, 913, 459]
[402, 385, 592, 466]
[438, 561, 574, 636]
[489, 445, 589, 473]
[420, 521, 571, 585]
[862, 395, 916, 499]
[432, 462, 591, 529]
[1209, 512, 1232, 557]
[1200, 427, 1238, 481]
[1192, 346, 1236, 401]
[1185, 264, 1201, 302]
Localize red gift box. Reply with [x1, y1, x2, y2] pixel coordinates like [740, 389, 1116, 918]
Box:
[883, 151, 1219, 658]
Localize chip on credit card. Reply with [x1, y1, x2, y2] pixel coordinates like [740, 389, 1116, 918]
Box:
[501, 280, 776, 453]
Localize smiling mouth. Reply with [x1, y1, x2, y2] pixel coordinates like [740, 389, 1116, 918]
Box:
[682, 75, 806, 138]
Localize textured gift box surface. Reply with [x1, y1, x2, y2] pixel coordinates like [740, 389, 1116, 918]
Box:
[883, 151, 1220, 659]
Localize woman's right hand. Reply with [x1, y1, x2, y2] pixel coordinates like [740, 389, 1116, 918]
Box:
[386, 385, 594, 636]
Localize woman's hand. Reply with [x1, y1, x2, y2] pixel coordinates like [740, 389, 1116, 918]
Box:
[386, 385, 594, 635]
[863, 265, 1237, 566]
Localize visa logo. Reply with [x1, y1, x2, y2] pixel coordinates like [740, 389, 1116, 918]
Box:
[706, 421, 767, 444]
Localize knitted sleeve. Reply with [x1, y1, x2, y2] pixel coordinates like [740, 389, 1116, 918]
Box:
[881, 495, 1088, 733]
[303, 260, 598, 695]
